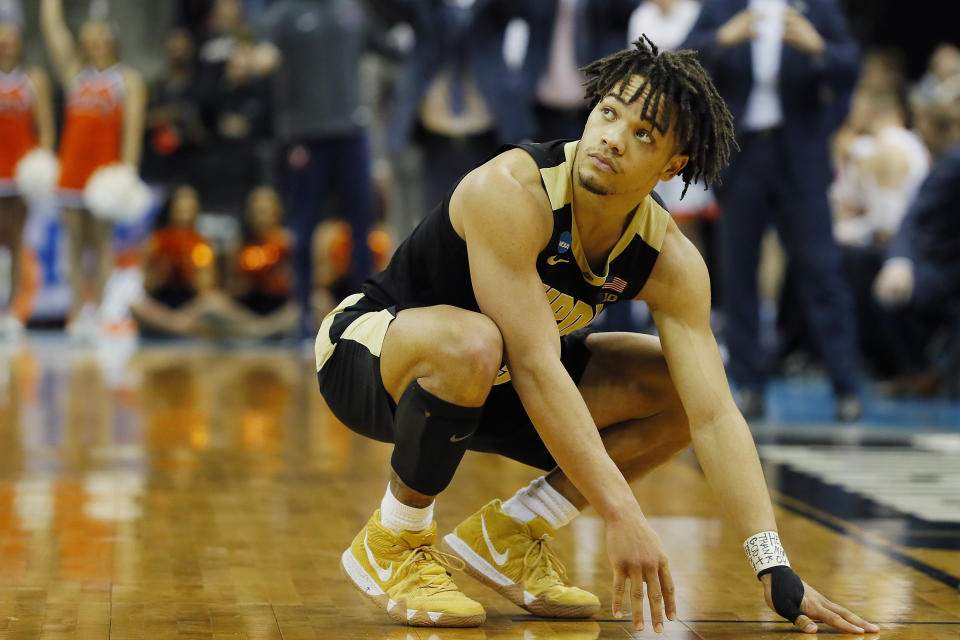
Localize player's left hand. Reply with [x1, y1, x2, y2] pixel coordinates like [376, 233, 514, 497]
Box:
[782, 7, 825, 57]
[760, 567, 880, 634]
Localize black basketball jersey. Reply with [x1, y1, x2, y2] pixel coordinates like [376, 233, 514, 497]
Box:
[363, 139, 670, 344]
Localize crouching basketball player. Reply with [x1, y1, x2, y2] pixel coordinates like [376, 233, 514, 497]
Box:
[316, 38, 878, 635]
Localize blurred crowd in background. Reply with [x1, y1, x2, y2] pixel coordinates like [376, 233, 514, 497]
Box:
[0, 0, 958, 413]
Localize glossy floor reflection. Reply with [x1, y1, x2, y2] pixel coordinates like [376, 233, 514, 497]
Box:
[0, 338, 958, 639]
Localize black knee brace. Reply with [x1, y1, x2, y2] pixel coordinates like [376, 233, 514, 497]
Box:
[390, 381, 482, 496]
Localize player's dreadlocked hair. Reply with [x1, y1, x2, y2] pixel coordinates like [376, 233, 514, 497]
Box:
[581, 35, 736, 197]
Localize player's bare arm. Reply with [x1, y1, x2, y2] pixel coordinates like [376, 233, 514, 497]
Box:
[451, 151, 674, 632]
[643, 224, 777, 538]
[641, 221, 878, 635]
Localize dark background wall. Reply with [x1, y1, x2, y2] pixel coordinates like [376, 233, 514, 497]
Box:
[840, 0, 960, 78]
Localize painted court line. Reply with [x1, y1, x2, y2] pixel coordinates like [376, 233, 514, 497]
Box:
[773, 494, 960, 591]
[511, 484, 960, 629]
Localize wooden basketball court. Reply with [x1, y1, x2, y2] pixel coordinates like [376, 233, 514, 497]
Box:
[1, 342, 958, 639]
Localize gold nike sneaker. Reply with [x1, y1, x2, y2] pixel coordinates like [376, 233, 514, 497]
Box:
[442, 500, 600, 618]
[341, 510, 486, 627]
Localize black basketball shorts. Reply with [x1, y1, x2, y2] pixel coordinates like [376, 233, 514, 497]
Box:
[314, 294, 594, 471]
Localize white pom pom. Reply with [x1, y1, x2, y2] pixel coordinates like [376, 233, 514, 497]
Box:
[83, 164, 152, 222]
[14, 148, 60, 206]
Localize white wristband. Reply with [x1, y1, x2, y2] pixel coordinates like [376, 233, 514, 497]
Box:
[743, 531, 790, 576]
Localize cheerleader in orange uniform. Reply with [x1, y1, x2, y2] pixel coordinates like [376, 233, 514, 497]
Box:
[40, 0, 146, 339]
[129, 185, 218, 337]
[0, 21, 55, 339]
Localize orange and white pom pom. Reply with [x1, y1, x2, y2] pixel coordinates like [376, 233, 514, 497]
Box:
[14, 148, 60, 206]
[83, 164, 152, 223]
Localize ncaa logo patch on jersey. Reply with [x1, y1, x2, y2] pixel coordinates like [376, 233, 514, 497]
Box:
[557, 231, 572, 254]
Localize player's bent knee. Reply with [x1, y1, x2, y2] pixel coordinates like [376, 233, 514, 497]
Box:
[624, 351, 690, 446]
[440, 313, 503, 380]
[458, 316, 503, 377]
[401, 310, 503, 407]
[617, 350, 677, 410]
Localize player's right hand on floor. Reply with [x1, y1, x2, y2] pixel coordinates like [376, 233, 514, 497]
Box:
[605, 516, 675, 633]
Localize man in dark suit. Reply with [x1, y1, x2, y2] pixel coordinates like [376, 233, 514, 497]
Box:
[682, 0, 862, 420]
[370, 0, 531, 211]
[873, 141, 960, 387]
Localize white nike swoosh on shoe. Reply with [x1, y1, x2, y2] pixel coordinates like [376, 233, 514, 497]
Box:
[481, 513, 510, 566]
[363, 530, 394, 582]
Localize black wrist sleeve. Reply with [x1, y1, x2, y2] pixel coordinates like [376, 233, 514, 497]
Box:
[759, 565, 805, 623]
